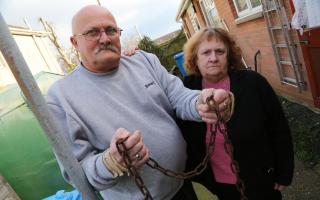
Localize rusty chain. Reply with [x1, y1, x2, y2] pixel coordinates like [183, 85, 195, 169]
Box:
[116, 95, 248, 200]
[116, 137, 154, 199]
[206, 95, 247, 200]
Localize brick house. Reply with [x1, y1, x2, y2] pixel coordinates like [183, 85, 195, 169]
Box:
[176, 0, 320, 109]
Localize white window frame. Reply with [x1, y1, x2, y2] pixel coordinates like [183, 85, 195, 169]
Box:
[187, 4, 200, 32]
[200, 0, 222, 28]
[232, 0, 263, 24]
[233, 0, 262, 18]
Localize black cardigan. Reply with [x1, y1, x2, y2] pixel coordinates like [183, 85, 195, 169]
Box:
[178, 70, 294, 197]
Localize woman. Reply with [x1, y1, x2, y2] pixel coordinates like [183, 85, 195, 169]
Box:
[178, 27, 294, 200]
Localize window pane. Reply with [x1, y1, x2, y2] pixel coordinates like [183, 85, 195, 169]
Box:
[234, 0, 248, 12]
[205, 0, 214, 8]
[208, 7, 218, 19]
[208, 8, 220, 27]
[188, 4, 200, 31]
[250, 0, 261, 8]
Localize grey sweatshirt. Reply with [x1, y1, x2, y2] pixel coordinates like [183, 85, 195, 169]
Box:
[46, 50, 201, 200]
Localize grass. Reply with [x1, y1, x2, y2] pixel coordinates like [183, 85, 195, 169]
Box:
[280, 97, 320, 167]
[192, 182, 217, 200]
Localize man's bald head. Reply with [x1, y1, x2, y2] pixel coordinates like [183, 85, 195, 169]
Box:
[69, 5, 122, 73]
[71, 5, 116, 35]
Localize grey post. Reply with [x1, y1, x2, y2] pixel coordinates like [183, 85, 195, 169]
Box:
[0, 13, 99, 200]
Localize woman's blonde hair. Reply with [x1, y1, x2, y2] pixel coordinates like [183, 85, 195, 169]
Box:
[183, 27, 243, 75]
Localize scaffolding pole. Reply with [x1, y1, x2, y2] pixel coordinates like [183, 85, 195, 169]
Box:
[0, 13, 99, 200]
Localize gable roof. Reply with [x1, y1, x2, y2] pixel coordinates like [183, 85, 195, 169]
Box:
[153, 29, 182, 45]
[8, 25, 51, 37]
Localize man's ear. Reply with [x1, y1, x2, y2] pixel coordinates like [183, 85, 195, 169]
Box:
[70, 36, 78, 48]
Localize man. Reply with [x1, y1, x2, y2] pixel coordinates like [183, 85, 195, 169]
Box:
[47, 5, 233, 200]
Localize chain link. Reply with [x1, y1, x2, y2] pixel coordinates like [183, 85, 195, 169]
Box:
[116, 95, 247, 200]
[116, 137, 154, 200]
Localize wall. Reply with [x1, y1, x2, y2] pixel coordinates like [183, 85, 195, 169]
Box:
[192, 0, 207, 27]
[180, 0, 314, 108]
[214, 0, 313, 106]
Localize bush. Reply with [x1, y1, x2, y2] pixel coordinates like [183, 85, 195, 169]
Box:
[138, 29, 187, 73]
[280, 97, 320, 167]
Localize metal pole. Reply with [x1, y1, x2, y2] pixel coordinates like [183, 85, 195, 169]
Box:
[0, 13, 99, 200]
[134, 24, 143, 40]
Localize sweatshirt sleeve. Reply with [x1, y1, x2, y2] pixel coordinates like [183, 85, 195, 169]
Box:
[47, 97, 118, 191]
[138, 51, 202, 121]
[257, 74, 294, 185]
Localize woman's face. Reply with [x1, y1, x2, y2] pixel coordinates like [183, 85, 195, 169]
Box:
[196, 37, 228, 83]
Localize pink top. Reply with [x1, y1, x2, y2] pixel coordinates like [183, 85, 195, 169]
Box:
[203, 77, 237, 184]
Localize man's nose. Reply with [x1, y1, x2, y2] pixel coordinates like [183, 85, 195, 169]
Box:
[99, 31, 111, 43]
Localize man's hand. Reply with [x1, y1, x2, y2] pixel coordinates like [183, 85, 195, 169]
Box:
[196, 88, 234, 124]
[274, 183, 286, 191]
[109, 128, 149, 170]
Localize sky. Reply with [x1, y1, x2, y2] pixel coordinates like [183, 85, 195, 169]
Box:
[0, 0, 183, 48]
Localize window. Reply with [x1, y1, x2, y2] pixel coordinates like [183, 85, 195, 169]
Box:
[233, 0, 262, 17]
[200, 0, 222, 28]
[187, 4, 200, 32]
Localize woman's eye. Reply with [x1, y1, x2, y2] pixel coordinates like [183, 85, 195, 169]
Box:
[216, 49, 225, 55]
[202, 50, 211, 55]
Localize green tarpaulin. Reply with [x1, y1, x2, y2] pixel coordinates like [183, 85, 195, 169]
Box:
[0, 71, 71, 200]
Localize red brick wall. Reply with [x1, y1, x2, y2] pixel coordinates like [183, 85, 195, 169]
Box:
[213, 0, 313, 107]
[181, 0, 207, 32]
[193, 0, 207, 28]
[181, 11, 195, 36]
[227, 0, 238, 18]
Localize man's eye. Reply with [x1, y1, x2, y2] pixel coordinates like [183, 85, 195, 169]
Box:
[86, 29, 100, 37]
[106, 28, 117, 34]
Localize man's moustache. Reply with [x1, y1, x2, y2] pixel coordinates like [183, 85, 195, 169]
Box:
[95, 45, 120, 54]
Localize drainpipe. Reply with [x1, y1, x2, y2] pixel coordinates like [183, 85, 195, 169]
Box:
[0, 13, 99, 200]
[254, 50, 261, 72]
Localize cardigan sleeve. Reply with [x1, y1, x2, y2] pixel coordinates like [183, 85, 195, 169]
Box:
[257, 74, 294, 186]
